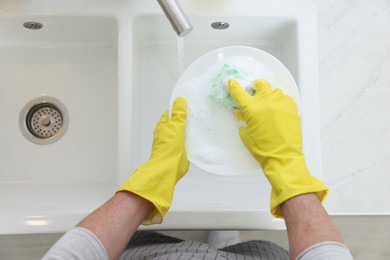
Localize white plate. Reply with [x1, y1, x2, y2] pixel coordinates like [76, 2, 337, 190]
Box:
[170, 46, 300, 176]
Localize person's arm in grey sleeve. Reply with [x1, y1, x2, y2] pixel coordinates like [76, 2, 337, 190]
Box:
[42, 227, 108, 260]
[43, 98, 189, 260]
[297, 242, 353, 260]
[43, 192, 153, 260]
[281, 193, 353, 259]
[226, 80, 352, 259]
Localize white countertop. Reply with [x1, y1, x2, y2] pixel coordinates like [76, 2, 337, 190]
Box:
[313, 0, 390, 214]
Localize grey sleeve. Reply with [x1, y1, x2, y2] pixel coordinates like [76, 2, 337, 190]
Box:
[297, 241, 353, 260]
[41, 227, 108, 260]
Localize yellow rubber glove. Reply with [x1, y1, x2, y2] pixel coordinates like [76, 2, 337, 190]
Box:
[117, 97, 189, 225]
[228, 79, 328, 218]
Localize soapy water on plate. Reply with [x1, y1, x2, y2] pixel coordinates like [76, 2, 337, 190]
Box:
[171, 55, 282, 176]
[208, 59, 277, 109]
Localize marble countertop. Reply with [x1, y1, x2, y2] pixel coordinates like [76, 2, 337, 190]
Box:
[314, 0, 390, 214]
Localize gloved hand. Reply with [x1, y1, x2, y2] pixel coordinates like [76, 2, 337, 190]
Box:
[228, 79, 328, 218]
[117, 97, 189, 225]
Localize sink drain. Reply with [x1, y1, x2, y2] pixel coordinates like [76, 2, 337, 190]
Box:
[26, 104, 63, 138]
[20, 96, 69, 145]
[23, 21, 43, 30]
[211, 21, 230, 30]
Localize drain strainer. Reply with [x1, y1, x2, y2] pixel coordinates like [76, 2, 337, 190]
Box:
[27, 104, 63, 138]
[20, 96, 69, 145]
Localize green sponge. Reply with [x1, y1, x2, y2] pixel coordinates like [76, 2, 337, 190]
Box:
[208, 64, 247, 109]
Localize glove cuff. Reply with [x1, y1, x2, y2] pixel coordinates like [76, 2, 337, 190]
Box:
[116, 160, 177, 225]
[269, 176, 329, 218]
[261, 156, 329, 219]
[116, 184, 165, 225]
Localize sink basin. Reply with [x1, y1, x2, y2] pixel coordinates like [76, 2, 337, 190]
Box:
[0, 0, 320, 233]
[0, 16, 119, 234]
[129, 0, 320, 230]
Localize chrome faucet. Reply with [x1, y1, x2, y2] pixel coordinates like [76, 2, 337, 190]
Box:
[157, 0, 193, 37]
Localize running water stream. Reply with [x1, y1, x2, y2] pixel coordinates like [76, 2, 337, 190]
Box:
[176, 36, 185, 74]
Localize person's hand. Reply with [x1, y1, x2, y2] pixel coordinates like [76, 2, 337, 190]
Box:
[228, 79, 328, 218]
[117, 97, 189, 225]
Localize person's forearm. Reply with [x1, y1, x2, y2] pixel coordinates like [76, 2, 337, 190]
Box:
[76, 191, 153, 260]
[281, 193, 343, 260]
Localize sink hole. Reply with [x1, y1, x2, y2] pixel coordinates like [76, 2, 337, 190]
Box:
[211, 21, 230, 30]
[20, 96, 68, 145]
[23, 21, 43, 30]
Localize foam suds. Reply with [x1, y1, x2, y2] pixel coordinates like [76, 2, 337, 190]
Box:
[171, 56, 280, 176]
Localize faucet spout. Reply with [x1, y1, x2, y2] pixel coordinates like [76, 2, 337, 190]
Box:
[157, 0, 193, 37]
